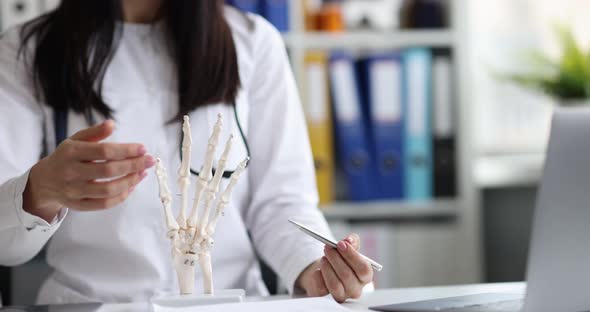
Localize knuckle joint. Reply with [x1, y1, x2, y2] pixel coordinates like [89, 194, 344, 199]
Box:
[98, 145, 111, 159]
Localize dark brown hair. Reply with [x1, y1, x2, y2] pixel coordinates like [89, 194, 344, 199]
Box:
[20, 0, 240, 122]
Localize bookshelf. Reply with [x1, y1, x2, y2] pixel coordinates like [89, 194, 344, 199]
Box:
[321, 199, 458, 221]
[283, 30, 454, 49]
[283, 0, 483, 287]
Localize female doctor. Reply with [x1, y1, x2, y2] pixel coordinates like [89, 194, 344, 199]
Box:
[0, 0, 374, 305]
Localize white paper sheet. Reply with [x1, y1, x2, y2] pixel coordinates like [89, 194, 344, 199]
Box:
[153, 297, 351, 312]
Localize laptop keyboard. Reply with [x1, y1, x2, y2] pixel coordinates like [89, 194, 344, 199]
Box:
[446, 299, 523, 312]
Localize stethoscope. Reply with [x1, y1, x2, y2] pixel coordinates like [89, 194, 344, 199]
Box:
[179, 102, 251, 179]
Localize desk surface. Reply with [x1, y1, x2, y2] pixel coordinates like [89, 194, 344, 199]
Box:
[97, 282, 526, 311]
[341, 282, 525, 311]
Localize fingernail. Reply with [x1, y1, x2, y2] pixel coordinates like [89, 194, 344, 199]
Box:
[137, 145, 147, 155]
[103, 120, 115, 129]
[345, 236, 354, 244]
[145, 156, 156, 167]
[129, 186, 136, 193]
[140, 171, 148, 179]
[338, 241, 348, 252]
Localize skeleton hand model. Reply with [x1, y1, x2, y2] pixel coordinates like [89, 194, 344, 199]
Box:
[154, 114, 248, 295]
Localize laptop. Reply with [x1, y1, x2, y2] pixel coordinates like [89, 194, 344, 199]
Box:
[371, 108, 590, 312]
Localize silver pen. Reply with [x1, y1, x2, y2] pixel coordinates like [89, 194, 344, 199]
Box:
[289, 219, 383, 272]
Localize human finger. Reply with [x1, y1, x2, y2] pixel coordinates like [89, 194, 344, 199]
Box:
[68, 141, 147, 161]
[325, 246, 363, 299]
[307, 268, 329, 297]
[344, 233, 361, 251]
[70, 120, 115, 142]
[67, 189, 132, 211]
[337, 240, 374, 285]
[77, 155, 155, 180]
[77, 171, 147, 199]
[320, 257, 347, 303]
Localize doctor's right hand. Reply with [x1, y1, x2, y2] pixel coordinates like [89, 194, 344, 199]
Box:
[23, 120, 156, 222]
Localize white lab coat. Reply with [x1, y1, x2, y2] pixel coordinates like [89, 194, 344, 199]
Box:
[0, 7, 332, 303]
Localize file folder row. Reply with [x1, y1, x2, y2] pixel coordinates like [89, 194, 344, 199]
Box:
[302, 49, 457, 204]
[226, 0, 290, 32]
[0, 0, 58, 31]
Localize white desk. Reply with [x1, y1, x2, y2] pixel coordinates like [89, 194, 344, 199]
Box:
[99, 282, 526, 311]
[342, 282, 525, 311]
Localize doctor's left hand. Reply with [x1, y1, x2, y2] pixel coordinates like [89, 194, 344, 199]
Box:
[296, 233, 374, 303]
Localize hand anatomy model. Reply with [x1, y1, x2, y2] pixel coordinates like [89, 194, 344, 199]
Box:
[155, 114, 248, 295]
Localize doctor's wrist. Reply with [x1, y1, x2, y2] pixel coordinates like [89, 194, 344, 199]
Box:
[23, 160, 64, 223]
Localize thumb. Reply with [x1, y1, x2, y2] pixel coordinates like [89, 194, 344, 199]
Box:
[70, 120, 115, 142]
[344, 233, 361, 251]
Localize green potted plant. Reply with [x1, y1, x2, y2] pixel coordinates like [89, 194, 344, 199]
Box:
[505, 25, 590, 106]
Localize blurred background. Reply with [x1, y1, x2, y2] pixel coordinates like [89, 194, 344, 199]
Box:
[2, 0, 590, 305]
